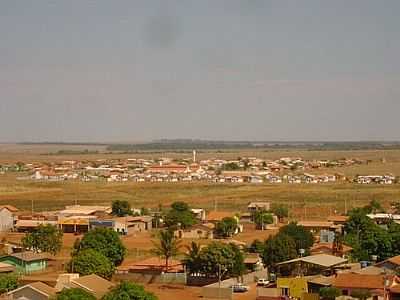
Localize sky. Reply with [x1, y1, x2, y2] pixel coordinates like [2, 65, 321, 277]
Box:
[0, 0, 399, 142]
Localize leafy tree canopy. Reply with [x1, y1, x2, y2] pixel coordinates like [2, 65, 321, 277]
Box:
[183, 242, 202, 276]
[152, 229, 182, 271]
[319, 287, 341, 300]
[75, 228, 126, 266]
[112, 200, 132, 217]
[254, 211, 273, 229]
[56, 288, 96, 300]
[22, 224, 63, 255]
[0, 274, 19, 294]
[164, 201, 197, 229]
[279, 222, 314, 252]
[194, 242, 245, 279]
[261, 233, 297, 268]
[102, 281, 158, 300]
[271, 204, 289, 221]
[248, 239, 265, 254]
[350, 289, 372, 300]
[69, 249, 114, 279]
[215, 217, 238, 238]
[363, 200, 384, 214]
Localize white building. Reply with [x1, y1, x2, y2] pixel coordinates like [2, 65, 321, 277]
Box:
[0, 205, 18, 232]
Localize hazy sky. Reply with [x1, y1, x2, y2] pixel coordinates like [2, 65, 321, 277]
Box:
[1, 1, 399, 142]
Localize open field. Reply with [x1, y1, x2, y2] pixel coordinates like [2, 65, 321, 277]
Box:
[0, 174, 399, 218]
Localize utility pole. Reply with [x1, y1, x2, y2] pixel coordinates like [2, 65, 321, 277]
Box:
[31, 199, 34, 215]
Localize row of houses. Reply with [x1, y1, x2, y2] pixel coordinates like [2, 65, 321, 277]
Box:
[0, 205, 153, 235]
[257, 253, 400, 300]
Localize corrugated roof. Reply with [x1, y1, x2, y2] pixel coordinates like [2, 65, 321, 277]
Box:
[9, 251, 49, 262]
[278, 254, 347, 268]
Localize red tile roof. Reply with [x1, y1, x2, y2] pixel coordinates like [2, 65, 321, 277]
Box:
[0, 205, 19, 212]
[117, 257, 183, 273]
[333, 273, 386, 290]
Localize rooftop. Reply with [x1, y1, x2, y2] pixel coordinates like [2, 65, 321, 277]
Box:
[9, 251, 50, 262]
[71, 274, 115, 299]
[278, 254, 348, 268]
[207, 211, 236, 222]
[333, 273, 386, 290]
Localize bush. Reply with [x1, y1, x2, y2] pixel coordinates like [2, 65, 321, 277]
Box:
[75, 228, 126, 266]
[69, 249, 114, 279]
[319, 287, 341, 300]
[102, 281, 158, 300]
[56, 288, 96, 300]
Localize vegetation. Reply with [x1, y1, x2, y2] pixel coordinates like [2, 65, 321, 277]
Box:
[111, 200, 132, 217]
[279, 222, 314, 253]
[102, 281, 158, 300]
[271, 204, 289, 221]
[350, 289, 372, 300]
[152, 229, 182, 272]
[0, 274, 19, 294]
[261, 234, 297, 269]
[184, 242, 245, 279]
[74, 228, 126, 266]
[319, 287, 341, 300]
[183, 242, 202, 276]
[21, 224, 63, 255]
[253, 210, 274, 229]
[69, 249, 114, 279]
[215, 217, 238, 238]
[164, 201, 197, 229]
[248, 239, 265, 253]
[343, 199, 400, 261]
[56, 288, 96, 300]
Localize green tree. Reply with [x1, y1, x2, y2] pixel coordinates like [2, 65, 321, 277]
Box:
[197, 242, 245, 279]
[152, 229, 181, 272]
[319, 287, 341, 300]
[249, 239, 265, 254]
[230, 243, 246, 280]
[254, 211, 273, 230]
[279, 222, 314, 252]
[183, 242, 203, 275]
[215, 217, 238, 238]
[111, 200, 132, 217]
[271, 204, 289, 222]
[364, 200, 384, 214]
[69, 249, 114, 279]
[350, 289, 371, 300]
[261, 233, 297, 269]
[102, 281, 158, 300]
[0, 274, 19, 294]
[164, 201, 197, 229]
[22, 224, 63, 255]
[56, 288, 96, 300]
[75, 228, 126, 266]
[388, 221, 400, 256]
[344, 208, 375, 242]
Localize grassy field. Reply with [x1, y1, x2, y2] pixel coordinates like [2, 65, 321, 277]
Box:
[1, 144, 400, 219]
[0, 175, 399, 219]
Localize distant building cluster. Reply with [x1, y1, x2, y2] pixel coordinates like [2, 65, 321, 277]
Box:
[3, 155, 395, 185]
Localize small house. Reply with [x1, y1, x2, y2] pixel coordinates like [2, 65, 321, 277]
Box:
[0, 252, 50, 274]
[7, 282, 56, 300]
[0, 205, 18, 232]
[174, 223, 214, 239]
